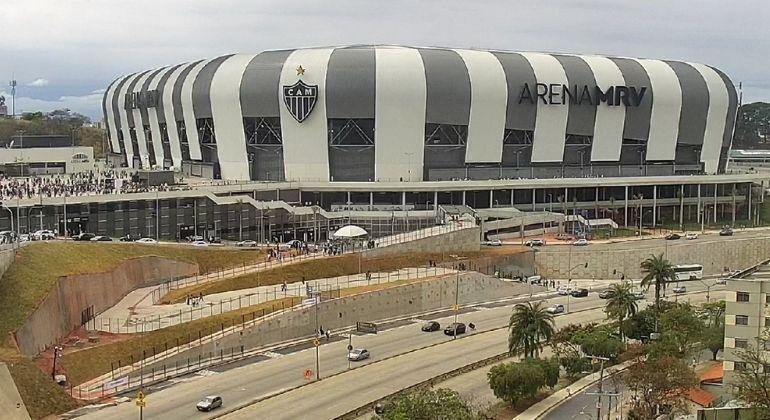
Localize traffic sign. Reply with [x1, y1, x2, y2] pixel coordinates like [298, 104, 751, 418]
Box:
[135, 399, 146, 407]
[452, 304, 460, 311]
[313, 338, 320, 347]
[304, 368, 313, 380]
[136, 390, 145, 401]
[347, 344, 353, 351]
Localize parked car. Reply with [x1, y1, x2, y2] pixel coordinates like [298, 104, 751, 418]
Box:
[196, 395, 223, 412]
[32, 230, 55, 240]
[282, 239, 304, 249]
[136, 237, 157, 244]
[599, 289, 617, 299]
[632, 291, 646, 300]
[555, 233, 571, 241]
[557, 286, 571, 296]
[483, 239, 502, 247]
[719, 227, 734, 236]
[347, 348, 370, 361]
[665, 233, 681, 240]
[186, 235, 204, 242]
[524, 239, 546, 247]
[546, 304, 565, 314]
[236, 240, 257, 247]
[527, 275, 542, 285]
[570, 288, 589, 297]
[673, 285, 687, 294]
[90, 236, 113, 242]
[685, 233, 699, 240]
[572, 239, 589, 246]
[119, 234, 135, 242]
[73, 233, 96, 241]
[421, 321, 441, 332]
[715, 278, 728, 285]
[444, 322, 467, 336]
[192, 240, 209, 247]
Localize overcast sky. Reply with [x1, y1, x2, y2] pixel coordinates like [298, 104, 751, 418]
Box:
[1, 0, 768, 120]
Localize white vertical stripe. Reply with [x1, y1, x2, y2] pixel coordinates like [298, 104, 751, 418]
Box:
[279, 48, 334, 182]
[104, 76, 124, 154]
[117, 72, 143, 168]
[130, 70, 156, 169]
[689, 63, 729, 174]
[455, 49, 507, 163]
[211, 54, 256, 181]
[636, 59, 681, 161]
[181, 59, 212, 161]
[578, 55, 626, 161]
[374, 47, 427, 181]
[160, 64, 189, 169]
[521, 53, 569, 162]
[147, 67, 172, 167]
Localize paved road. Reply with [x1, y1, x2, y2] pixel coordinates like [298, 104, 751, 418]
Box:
[77, 281, 721, 420]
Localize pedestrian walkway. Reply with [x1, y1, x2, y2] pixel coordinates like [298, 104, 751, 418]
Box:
[0, 363, 30, 420]
[90, 266, 455, 333]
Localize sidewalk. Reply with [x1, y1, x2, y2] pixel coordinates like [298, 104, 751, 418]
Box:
[514, 359, 635, 420]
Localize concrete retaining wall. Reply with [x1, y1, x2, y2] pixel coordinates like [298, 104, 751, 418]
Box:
[133, 273, 536, 376]
[363, 227, 481, 258]
[15, 257, 198, 357]
[0, 247, 15, 280]
[535, 235, 770, 280]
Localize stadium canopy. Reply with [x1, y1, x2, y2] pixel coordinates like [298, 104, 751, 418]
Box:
[331, 225, 368, 238]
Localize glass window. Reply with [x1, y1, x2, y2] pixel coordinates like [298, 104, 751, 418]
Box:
[734, 362, 746, 371]
[737, 292, 750, 302]
[735, 339, 748, 348]
[736, 315, 749, 326]
[766, 294, 770, 304]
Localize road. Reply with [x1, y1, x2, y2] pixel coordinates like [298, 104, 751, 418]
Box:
[77, 281, 721, 420]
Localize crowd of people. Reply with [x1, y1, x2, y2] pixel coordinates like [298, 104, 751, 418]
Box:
[0, 170, 186, 201]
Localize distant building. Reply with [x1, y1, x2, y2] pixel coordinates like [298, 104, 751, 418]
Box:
[0, 146, 94, 176]
[5, 134, 74, 149]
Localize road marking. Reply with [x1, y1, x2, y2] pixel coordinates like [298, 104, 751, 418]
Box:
[263, 352, 283, 359]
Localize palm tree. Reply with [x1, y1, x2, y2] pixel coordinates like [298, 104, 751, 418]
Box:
[640, 253, 676, 311]
[508, 301, 556, 358]
[605, 282, 638, 341]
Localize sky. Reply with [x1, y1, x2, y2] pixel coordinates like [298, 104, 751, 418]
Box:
[0, 0, 768, 120]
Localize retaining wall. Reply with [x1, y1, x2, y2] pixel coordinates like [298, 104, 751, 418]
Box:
[15, 256, 198, 356]
[131, 273, 536, 377]
[363, 227, 481, 258]
[535, 234, 770, 280]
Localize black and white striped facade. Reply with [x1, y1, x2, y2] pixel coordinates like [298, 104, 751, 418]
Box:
[102, 46, 738, 182]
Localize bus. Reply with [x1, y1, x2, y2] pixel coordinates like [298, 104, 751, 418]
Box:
[674, 264, 704, 281]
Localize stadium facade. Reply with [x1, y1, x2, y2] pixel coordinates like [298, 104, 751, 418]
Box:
[102, 45, 738, 181]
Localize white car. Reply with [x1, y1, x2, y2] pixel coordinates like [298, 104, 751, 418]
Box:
[524, 239, 546, 247]
[192, 240, 209, 247]
[572, 239, 589, 246]
[347, 348, 370, 361]
[715, 277, 728, 285]
[546, 304, 565, 314]
[236, 240, 257, 247]
[136, 237, 157, 244]
[33, 230, 55, 240]
[557, 287, 571, 296]
[483, 239, 502, 247]
[685, 233, 699, 240]
[632, 291, 646, 300]
[673, 285, 687, 294]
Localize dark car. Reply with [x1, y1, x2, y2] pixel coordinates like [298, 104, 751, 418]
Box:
[91, 236, 113, 242]
[73, 233, 95, 241]
[719, 227, 734, 236]
[444, 322, 466, 336]
[119, 234, 135, 242]
[665, 233, 681, 240]
[570, 288, 589, 297]
[421, 321, 441, 332]
[599, 289, 616, 299]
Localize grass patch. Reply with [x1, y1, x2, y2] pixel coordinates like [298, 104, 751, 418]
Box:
[7, 357, 79, 419]
[0, 242, 262, 347]
[58, 296, 298, 386]
[160, 250, 507, 304]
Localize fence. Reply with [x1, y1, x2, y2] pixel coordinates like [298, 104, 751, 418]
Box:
[372, 220, 474, 248]
[89, 266, 455, 333]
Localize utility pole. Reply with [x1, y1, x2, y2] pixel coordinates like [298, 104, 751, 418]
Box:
[585, 355, 617, 420]
[453, 270, 460, 339]
[314, 290, 321, 380]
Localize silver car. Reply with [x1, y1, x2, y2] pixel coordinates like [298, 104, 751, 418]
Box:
[347, 348, 370, 361]
[546, 304, 565, 314]
[196, 395, 223, 412]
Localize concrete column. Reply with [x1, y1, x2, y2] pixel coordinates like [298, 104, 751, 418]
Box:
[748, 182, 753, 223]
[298, 189, 302, 204]
[564, 187, 569, 215]
[347, 191, 351, 205]
[276, 188, 280, 200]
[401, 191, 406, 207]
[713, 183, 718, 223]
[532, 189, 536, 211]
[462, 190, 466, 206]
[679, 184, 684, 229]
[490, 190, 494, 208]
[433, 191, 438, 211]
[510, 189, 514, 206]
[595, 187, 599, 218]
[697, 184, 701, 223]
[732, 184, 737, 225]
[652, 185, 657, 229]
[369, 192, 374, 210]
[624, 185, 629, 228]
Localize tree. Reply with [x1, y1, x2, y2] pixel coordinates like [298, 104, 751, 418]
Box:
[604, 282, 638, 341]
[702, 325, 725, 361]
[533, 357, 560, 389]
[508, 301, 556, 358]
[488, 360, 546, 406]
[640, 254, 675, 311]
[733, 337, 770, 416]
[734, 102, 770, 148]
[657, 303, 704, 358]
[579, 328, 624, 361]
[622, 308, 657, 341]
[379, 388, 481, 420]
[552, 323, 595, 379]
[700, 301, 726, 327]
[623, 356, 698, 418]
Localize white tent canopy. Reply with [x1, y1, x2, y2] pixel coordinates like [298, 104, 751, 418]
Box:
[331, 225, 368, 239]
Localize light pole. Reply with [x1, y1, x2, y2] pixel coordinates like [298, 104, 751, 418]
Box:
[237, 199, 243, 241]
[453, 270, 460, 340]
[52, 345, 63, 380]
[585, 355, 611, 420]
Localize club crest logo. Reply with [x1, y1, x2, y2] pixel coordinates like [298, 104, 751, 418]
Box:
[283, 79, 318, 123]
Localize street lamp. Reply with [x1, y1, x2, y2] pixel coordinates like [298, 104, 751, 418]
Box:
[52, 345, 63, 380]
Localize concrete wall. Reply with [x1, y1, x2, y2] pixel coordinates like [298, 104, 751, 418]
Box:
[363, 227, 481, 258]
[14, 257, 198, 357]
[534, 235, 770, 280]
[132, 272, 538, 377]
[0, 247, 15, 281]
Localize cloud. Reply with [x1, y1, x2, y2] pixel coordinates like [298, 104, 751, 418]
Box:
[27, 78, 49, 87]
